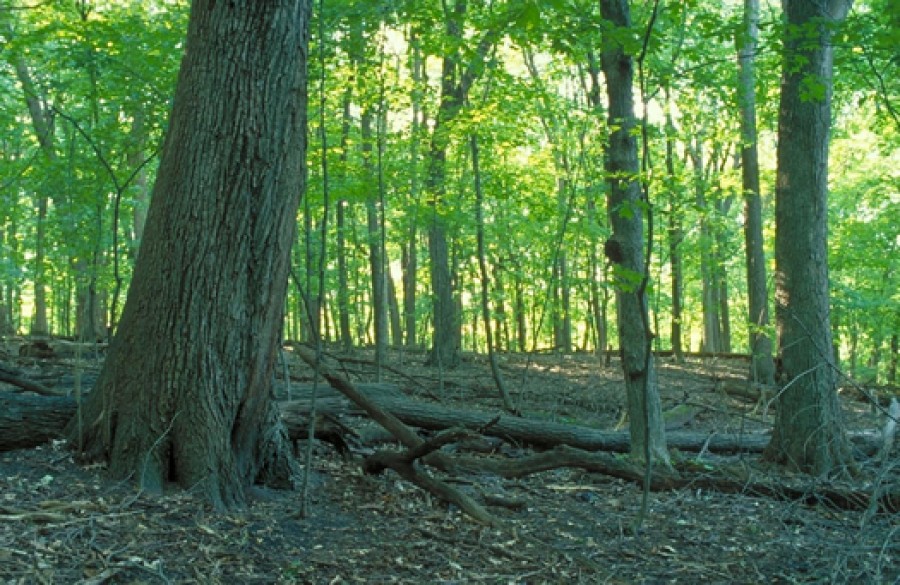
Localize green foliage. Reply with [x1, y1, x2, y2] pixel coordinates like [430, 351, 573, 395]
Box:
[0, 0, 893, 377]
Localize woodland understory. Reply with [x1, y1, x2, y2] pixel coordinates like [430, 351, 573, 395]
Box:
[1, 339, 897, 584]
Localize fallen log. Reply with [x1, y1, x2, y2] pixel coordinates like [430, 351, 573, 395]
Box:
[0, 393, 76, 450]
[1, 391, 895, 514]
[0, 364, 60, 397]
[3, 388, 883, 457]
[281, 392, 868, 456]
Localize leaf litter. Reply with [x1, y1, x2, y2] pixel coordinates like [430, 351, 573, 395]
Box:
[1, 350, 897, 583]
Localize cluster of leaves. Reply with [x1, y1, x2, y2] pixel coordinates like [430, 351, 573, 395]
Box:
[1, 0, 895, 380]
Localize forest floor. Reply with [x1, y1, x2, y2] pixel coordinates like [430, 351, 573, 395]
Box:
[1, 344, 897, 584]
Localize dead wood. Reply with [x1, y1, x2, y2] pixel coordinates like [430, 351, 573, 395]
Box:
[717, 380, 772, 403]
[0, 393, 76, 450]
[453, 445, 899, 513]
[0, 364, 60, 397]
[1, 386, 885, 458]
[280, 389, 811, 455]
[291, 344, 502, 525]
[1, 387, 894, 515]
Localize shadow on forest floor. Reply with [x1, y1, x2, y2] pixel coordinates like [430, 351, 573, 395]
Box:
[1, 344, 897, 583]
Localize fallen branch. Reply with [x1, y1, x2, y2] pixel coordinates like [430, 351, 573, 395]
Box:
[281, 389, 882, 456]
[0, 364, 60, 397]
[291, 345, 502, 525]
[454, 445, 900, 513]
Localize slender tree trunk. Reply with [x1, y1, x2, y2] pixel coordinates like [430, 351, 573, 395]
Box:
[66, 0, 310, 509]
[663, 88, 684, 362]
[424, 1, 467, 369]
[585, 50, 609, 359]
[366, 191, 387, 364]
[556, 240, 572, 352]
[689, 136, 723, 353]
[336, 82, 354, 351]
[737, 0, 776, 385]
[0, 225, 14, 334]
[402, 28, 425, 350]
[588, 196, 608, 357]
[765, 0, 853, 475]
[336, 203, 352, 348]
[471, 134, 514, 410]
[889, 333, 898, 384]
[401, 243, 417, 347]
[718, 277, 732, 352]
[715, 193, 734, 353]
[302, 200, 319, 342]
[10, 56, 52, 336]
[387, 272, 403, 348]
[493, 259, 511, 352]
[362, 109, 388, 368]
[599, 0, 668, 464]
[514, 268, 527, 352]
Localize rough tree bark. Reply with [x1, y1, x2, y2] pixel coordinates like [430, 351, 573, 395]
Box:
[599, 0, 669, 464]
[766, 0, 853, 475]
[65, 0, 311, 509]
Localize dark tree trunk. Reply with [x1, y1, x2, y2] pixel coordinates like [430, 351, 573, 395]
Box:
[766, 0, 853, 475]
[424, 1, 468, 369]
[66, 0, 311, 509]
[599, 0, 668, 464]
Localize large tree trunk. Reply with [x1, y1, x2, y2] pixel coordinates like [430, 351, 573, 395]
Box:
[737, 0, 776, 386]
[599, 0, 669, 464]
[766, 0, 853, 475]
[65, 0, 311, 510]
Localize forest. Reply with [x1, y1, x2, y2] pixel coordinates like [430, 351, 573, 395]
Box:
[0, 0, 897, 583]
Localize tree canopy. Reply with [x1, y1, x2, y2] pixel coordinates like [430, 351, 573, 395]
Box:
[1, 1, 896, 384]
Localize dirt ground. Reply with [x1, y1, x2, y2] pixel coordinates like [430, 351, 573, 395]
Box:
[1, 346, 897, 584]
